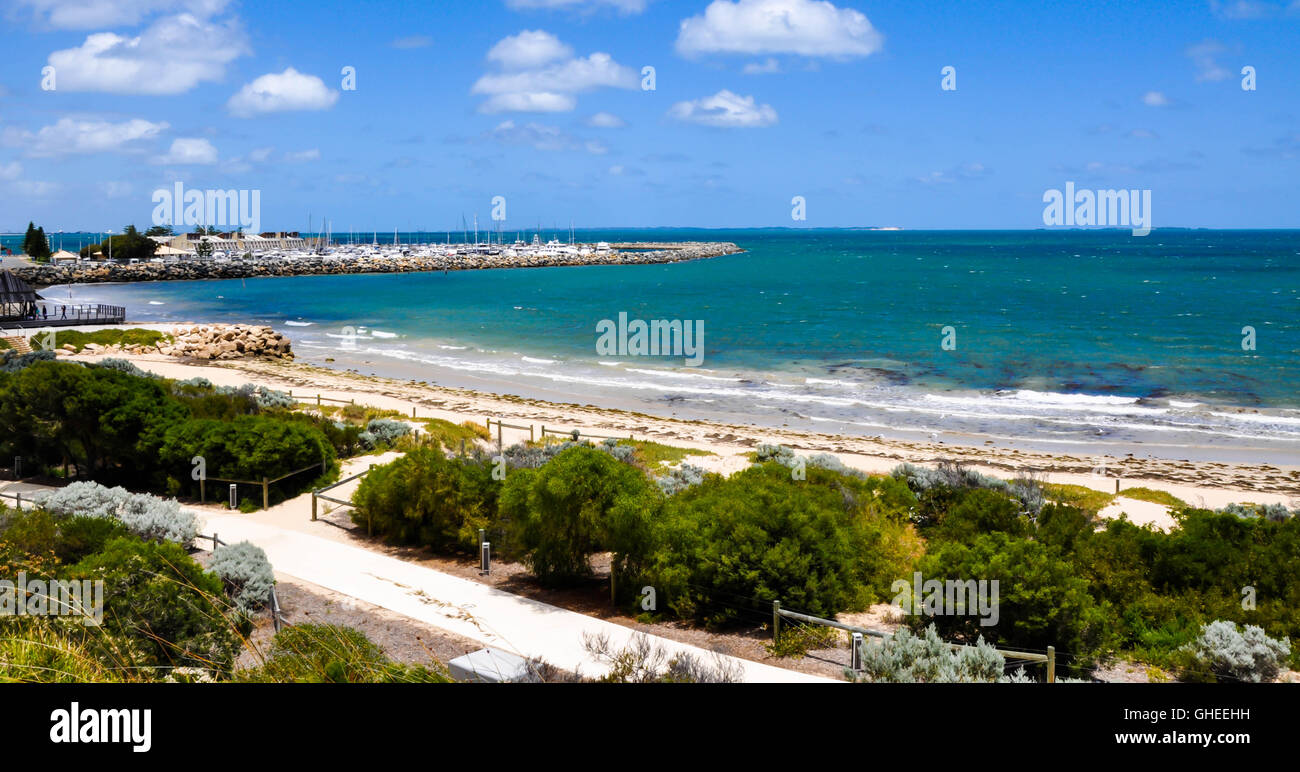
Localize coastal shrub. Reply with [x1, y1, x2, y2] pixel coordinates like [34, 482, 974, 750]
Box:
[655, 463, 707, 496]
[159, 415, 336, 503]
[360, 418, 411, 449]
[644, 463, 919, 626]
[499, 445, 660, 585]
[1217, 502, 1293, 522]
[35, 481, 130, 520]
[116, 493, 199, 547]
[240, 624, 448, 683]
[851, 625, 1008, 683]
[54, 516, 130, 564]
[1179, 620, 1291, 683]
[0, 350, 56, 372]
[211, 541, 275, 615]
[929, 487, 1033, 543]
[914, 532, 1110, 658]
[71, 536, 243, 675]
[351, 447, 498, 553]
[90, 358, 151, 378]
[35, 481, 199, 547]
[0, 361, 186, 483]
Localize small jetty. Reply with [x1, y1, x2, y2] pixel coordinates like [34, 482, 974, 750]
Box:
[0, 268, 126, 328]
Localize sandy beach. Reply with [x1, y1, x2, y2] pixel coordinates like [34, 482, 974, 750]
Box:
[53, 336, 1299, 525]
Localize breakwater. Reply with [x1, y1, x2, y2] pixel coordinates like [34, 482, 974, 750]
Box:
[14, 242, 743, 287]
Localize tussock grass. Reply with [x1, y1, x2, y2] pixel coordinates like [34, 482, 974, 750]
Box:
[1041, 482, 1116, 514]
[1119, 487, 1188, 509]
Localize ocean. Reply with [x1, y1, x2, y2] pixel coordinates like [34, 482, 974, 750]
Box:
[44, 229, 1300, 463]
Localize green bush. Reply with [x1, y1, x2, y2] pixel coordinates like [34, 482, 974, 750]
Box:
[71, 536, 243, 674]
[914, 532, 1110, 659]
[159, 415, 336, 503]
[644, 463, 919, 626]
[0, 361, 186, 484]
[351, 447, 498, 552]
[499, 445, 660, 585]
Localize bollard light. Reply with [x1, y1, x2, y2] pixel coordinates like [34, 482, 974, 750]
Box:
[480, 540, 491, 575]
[229, 483, 237, 509]
[851, 632, 864, 671]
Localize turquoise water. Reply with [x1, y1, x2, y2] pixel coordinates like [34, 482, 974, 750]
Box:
[56, 229, 1300, 459]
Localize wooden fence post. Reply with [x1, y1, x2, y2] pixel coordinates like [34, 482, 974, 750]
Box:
[530, 424, 535, 442]
[311, 490, 318, 521]
[772, 600, 781, 641]
[1047, 646, 1056, 683]
[262, 477, 269, 510]
[199, 477, 205, 503]
[316, 394, 321, 407]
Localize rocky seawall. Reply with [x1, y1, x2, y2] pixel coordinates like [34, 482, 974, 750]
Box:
[64, 324, 293, 361]
[15, 242, 744, 287]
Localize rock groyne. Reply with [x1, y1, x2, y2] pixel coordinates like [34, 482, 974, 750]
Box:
[16, 242, 743, 287]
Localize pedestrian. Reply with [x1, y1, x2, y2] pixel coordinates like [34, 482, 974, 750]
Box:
[42, 306, 48, 320]
[61, 305, 67, 319]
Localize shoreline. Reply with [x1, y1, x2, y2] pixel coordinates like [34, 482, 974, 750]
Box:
[55, 347, 1300, 514]
[12, 241, 744, 288]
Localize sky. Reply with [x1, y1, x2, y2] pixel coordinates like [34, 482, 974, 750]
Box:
[0, 0, 1298, 232]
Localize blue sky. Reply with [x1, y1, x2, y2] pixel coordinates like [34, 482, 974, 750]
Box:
[0, 0, 1297, 232]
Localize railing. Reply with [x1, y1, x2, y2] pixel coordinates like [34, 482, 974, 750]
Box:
[201, 459, 330, 510]
[771, 600, 1056, 682]
[0, 490, 35, 509]
[32, 303, 126, 323]
[288, 390, 354, 407]
[487, 417, 635, 446]
[311, 465, 377, 531]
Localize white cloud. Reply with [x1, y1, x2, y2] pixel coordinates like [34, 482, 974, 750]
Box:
[152, 137, 218, 165]
[227, 68, 339, 117]
[46, 12, 249, 94]
[284, 148, 321, 162]
[5, 117, 168, 157]
[742, 57, 782, 74]
[676, 0, 884, 58]
[668, 89, 777, 127]
[505, 0, 648, 13]
[1143, 90, 1171, 106]
[0, 161, 21, 180]
[391, 35, 433, 49]
[488, 30, 573, 69]
[1186, 39, 1229, 82]
[587, 111, 626, 127]
[15, 0, 232, 29]
[480, 92, 577, 113]
[248, 146, 274, 163]
[473, 32, 637, 113]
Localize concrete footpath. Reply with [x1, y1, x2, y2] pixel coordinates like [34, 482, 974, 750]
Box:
[203, 514, 834, 683]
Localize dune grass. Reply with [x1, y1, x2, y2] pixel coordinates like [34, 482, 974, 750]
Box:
[1119, 487, 1188, 509]
[1042, 482, 1117, 515]
[53, 328, 171, 352]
